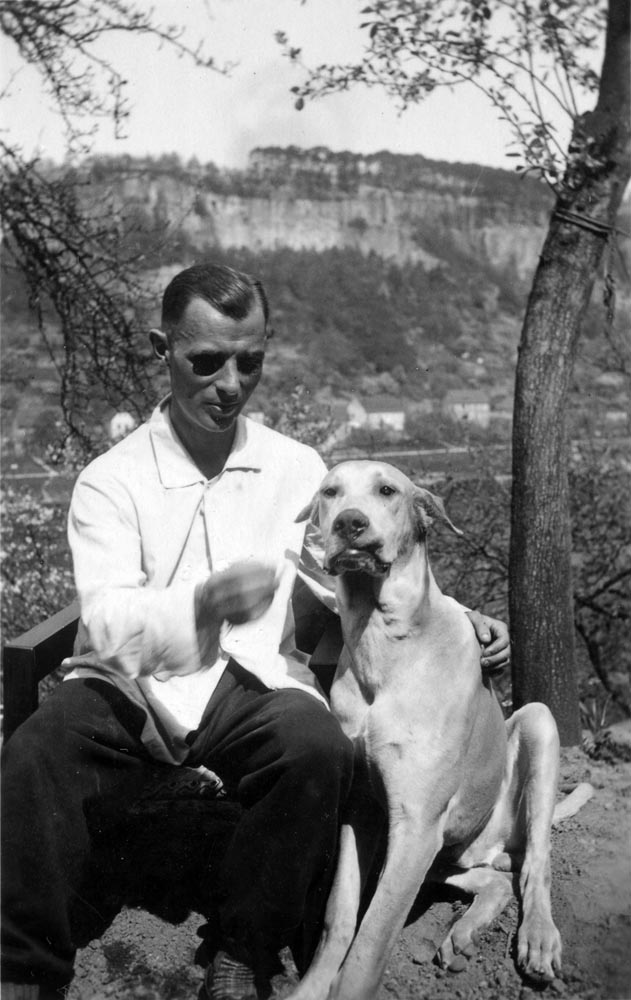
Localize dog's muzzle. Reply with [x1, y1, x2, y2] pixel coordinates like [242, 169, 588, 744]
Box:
[325, 546, 390, 576]
[332, 508, 370, 542]
[325, 508, 390, 575]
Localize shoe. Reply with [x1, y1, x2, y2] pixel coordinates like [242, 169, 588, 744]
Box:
[203, 949, 260, 1000]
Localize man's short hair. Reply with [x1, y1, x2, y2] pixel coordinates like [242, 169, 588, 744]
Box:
[161, 261, 270, 338]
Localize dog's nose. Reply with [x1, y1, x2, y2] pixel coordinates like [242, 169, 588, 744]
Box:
[333, 508, 369, 541]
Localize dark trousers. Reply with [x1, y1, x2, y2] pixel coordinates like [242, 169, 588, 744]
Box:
[1, 664, 354, 989]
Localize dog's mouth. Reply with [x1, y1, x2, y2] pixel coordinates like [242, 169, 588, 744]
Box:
[326, 547, 390, 576]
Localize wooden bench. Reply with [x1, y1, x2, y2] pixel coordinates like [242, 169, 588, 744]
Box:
[2, 600, 81, 741]
[1, 590, 343, 935]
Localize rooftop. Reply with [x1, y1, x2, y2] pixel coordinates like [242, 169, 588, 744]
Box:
[362, 395, 406, 413]
[443, 389, 489, 405]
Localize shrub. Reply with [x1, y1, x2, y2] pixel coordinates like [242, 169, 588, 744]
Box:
[1, 486, 75, 639]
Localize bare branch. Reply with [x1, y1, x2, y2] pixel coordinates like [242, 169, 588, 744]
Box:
[0, 0, 228, 151]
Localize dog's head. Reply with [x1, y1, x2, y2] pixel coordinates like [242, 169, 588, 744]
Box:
[296, 460, 462, 576]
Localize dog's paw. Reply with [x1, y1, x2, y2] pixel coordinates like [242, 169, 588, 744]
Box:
[517, 913, 562, 983]
[491, 851, 514, 872]
[437, 927, 479, 972]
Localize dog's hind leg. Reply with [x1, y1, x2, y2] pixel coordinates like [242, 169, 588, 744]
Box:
[434, 866, 514, 972]
[435, 703, 562, 982]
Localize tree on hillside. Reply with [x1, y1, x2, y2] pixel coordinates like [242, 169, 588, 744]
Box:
[0, 0, 222, 459]
[280, 0, 631, 743]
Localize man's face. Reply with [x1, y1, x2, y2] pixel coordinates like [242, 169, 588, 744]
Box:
[153, 295, 268, 437]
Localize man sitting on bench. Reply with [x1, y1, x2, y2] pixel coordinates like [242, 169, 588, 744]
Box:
[1, 261, 510, 1000]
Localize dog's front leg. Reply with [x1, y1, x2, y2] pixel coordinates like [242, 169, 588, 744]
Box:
[289, 824, 364, 1000]
[289, 785, 384, 1000]
[329, 808, 445, 1000]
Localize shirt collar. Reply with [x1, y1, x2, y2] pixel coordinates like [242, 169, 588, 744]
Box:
[149, 397, 262, 489]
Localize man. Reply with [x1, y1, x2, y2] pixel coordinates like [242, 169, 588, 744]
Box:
[1, 262, 510, 1000]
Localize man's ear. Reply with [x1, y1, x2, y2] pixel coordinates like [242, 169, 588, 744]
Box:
[295, 493, 320, 526]
[412, 487, 463, 537]
[150, 328, 169, 363]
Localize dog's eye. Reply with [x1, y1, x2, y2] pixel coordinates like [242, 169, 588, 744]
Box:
[322, 487, 337, 498]
[379, 485, 397, 497]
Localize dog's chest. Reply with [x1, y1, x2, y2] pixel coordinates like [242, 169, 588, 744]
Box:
[330, 642, 442, 744]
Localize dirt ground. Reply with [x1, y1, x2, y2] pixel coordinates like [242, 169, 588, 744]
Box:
[68, 746, 631, 1000]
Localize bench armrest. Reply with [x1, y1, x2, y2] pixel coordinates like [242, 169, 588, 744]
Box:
[2, 601, 80, 741]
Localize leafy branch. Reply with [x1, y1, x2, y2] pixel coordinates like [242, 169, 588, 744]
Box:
[277, 0, 606, 190]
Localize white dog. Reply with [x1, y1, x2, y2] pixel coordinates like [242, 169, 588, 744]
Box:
[294, 460, 592, 1000]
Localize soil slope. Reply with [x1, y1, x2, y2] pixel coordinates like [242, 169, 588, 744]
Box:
[68, 748, 631, 1000]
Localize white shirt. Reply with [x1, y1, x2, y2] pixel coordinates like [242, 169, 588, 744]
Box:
[65, 401, 335, 762]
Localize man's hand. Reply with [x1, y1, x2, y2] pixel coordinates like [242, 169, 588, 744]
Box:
[196, 561, 279, 629]
[466, 610, 511, 677]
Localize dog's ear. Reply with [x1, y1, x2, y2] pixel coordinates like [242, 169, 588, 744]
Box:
[412, 487, 463, 537]
[295, 493, 320, 526]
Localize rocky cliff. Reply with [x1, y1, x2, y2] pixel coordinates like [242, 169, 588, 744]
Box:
[99, 147, 553, 283]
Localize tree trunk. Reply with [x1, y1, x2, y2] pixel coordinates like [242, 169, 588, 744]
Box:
[509, 0, 630, 745]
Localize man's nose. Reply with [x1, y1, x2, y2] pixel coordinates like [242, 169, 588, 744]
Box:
[215, 359, 240, 395]
[332, 508, 369, 541]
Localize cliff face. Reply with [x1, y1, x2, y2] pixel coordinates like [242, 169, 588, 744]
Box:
[108, 147, 553, 282]
[188, 190, 547, 280]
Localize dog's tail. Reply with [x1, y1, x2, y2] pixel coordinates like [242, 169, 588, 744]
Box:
[552, 781, 594, 825]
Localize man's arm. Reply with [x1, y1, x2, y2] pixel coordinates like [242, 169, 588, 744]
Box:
[194, 560, 278, 657]
[70, 469, 280, 680]
[69, 472, 202, 678]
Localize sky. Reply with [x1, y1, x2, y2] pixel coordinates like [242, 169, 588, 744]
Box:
[0, 0, 596, 171]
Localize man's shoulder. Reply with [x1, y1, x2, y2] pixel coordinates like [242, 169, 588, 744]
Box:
[76, 421, 153, 484]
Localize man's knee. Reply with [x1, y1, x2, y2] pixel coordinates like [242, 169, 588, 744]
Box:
[275, 692, 354, 791]
[2, 704, 60, 781]
[4, 679, 147, 756]
[2, 680, 148, 805]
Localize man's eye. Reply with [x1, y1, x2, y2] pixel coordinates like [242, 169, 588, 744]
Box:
[380, 485, 397, 496]
[191, 355, 225, 377]
[237, 356, 263, 375]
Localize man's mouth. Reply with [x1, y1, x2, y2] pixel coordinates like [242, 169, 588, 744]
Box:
[206, 402, 240, 418]
[326, 547, 390, 576]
